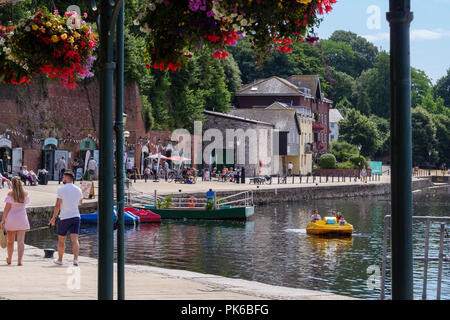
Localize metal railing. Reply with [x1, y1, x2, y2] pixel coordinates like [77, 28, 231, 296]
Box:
[381, 215, 450, 300]
[125, 188, 254, 210]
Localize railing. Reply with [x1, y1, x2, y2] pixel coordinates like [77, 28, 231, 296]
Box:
[125, 188, 254, 210]
[381, 215, 450, 300]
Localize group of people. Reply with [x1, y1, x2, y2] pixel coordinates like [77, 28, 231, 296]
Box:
[1, 170, 82, 266]
[310, 209, 346, 225]
[143, 159, 170, 182]
[211, 167, 241, 183]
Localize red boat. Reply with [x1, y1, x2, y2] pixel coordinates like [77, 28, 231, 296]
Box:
[125, 207, 161, 223]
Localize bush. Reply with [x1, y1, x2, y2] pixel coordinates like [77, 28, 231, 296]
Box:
[349, 154, 368, 169]
[337, 161, 357, 169]
[330, 141, 359, 162]
[319, 153, 337, 169]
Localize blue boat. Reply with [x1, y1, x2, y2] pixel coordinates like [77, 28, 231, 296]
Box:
[81, 209, 140, 225]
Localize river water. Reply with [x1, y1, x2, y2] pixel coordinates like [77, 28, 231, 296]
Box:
[26, 185, 450, 300]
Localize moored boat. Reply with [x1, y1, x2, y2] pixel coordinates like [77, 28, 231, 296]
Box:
[125, 207, 161, 223]
[128, 190, 254, 220]
[81, 209, 140, 225]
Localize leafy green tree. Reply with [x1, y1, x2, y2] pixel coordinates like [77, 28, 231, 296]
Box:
[352, 52, 390, 118]
[148, 71, 171, 130]
[320, 40, 359, 78]
[369, 115, 390, 157]
[411, 67, 433, 108]
[141, 95, 154, 132]
[432, 114, 450, 166]
[328, 30, 378, 75]
[434, 68, 450, 109]
[327, 68, 355, 106]
[419, 91, 449, 116]
[220, 55, 242, 101]
[411, 107, 438, 166]
[339, 109, 380, 157]
[329, 141, 358, 162]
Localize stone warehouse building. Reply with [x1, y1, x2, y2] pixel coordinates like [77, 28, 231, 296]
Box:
[202, 110, 275, 176]
[235, 75, 333, 160]
[0, 80, 173, 180]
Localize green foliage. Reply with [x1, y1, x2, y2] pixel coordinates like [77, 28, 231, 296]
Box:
[157, 196, 173, 209]
[412, 107, 438, 166]
[337, 161, 357, 169]
[349, 154, 368, 169]
[330, 141, 358, 162]
[205, 200, 215, 211]
[434, 68, 450, 110]
[432, 113, 450, 166]
[319, 153, 337, 169]
[339, 109, 381, 157]
[141, 95, 154, 132]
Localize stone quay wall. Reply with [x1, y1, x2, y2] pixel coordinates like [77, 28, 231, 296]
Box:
[24, 178, 432, 228]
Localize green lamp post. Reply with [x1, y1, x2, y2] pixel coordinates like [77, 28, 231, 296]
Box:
[387, 0, 414, 300]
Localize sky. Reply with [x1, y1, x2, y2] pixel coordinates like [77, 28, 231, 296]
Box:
[315, 0, 450, 84]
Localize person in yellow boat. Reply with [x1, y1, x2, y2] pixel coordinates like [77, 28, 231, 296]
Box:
[310, 209, 322, 223]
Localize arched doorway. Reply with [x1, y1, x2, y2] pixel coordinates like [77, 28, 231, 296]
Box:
[42, 138, 58, 180]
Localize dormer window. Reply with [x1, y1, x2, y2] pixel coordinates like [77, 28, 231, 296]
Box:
[251, 87, 258, 91]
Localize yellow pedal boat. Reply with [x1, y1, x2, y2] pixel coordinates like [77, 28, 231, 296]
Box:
[306, 218, 353, 236]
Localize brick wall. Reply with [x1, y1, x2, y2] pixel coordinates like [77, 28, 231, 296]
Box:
[0, 79, 170, 175]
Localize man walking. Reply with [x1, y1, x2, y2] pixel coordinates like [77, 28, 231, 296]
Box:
[57, 156, 67, 184]
[49, 171, 83, 266]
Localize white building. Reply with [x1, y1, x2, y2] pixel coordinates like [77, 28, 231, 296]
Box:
[329, 109, 343, 142]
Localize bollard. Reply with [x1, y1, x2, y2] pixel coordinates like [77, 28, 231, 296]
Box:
[306, 175, 309, 183]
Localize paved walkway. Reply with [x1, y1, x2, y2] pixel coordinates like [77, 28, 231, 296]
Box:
[0, 174, 405, 209]
[0, 244, 355, 300]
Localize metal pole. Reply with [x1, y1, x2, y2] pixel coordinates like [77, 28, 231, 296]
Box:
[436, 224, 445, 300]
[422, 219, 430, 300]
[98, 3, 116, 300]
[380, 215, 389, 300]
[387, 0, 414, 300]
[115, 1, 125, 301]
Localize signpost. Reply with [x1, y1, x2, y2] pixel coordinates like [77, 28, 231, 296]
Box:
[369, 161, 383, 175]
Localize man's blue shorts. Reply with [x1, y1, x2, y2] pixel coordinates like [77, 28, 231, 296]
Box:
[57, 217, 81, 236]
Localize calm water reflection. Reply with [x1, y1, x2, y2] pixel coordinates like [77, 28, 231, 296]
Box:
[26, 186, 450, 300]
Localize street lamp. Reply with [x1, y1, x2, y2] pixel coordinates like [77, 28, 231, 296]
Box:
[358, 144, 362, 179]
[428, 150, 432, 176]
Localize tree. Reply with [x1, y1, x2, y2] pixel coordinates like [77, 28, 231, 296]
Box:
[329, 141, 359, 162]
[327, 68, 355, 107]
[411, 107, 438, 166]
[148, 71, 171, 130]
[338, 108, 380, 157]
[434, 68, 450, 109]
[432, 114, 450, 166]
[352, 51, 390, 118]
[328, 30, 378, 77]
[411, 67, 433, 108]
[220, 55, 242, 102]
[369, 115, 390, 157]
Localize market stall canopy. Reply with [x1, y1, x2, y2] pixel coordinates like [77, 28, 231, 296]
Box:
[166, 155, 191, 162]
[148, 153, 168, 160]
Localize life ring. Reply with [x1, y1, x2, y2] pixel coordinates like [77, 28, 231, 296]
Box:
[188, 196, 197, 208]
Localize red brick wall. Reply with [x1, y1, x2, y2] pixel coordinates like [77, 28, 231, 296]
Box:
[0, 79, 168, 174]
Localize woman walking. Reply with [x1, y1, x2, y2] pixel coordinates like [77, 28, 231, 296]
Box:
[1, 177, 30, 266]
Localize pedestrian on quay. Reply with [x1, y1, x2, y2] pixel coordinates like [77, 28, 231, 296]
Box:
[288, 162, 293, 177]
[1, 177, 30, 266]
[87, 157, 97, 181]
[361, 167, 367, 183]
[57, 156, 67, 185]
[49, 171, 83, 266]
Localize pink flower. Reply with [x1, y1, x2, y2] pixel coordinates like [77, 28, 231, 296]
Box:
[83, 12, 88, 19]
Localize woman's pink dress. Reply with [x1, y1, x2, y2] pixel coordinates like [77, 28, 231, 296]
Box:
[4, 195, 30, 231]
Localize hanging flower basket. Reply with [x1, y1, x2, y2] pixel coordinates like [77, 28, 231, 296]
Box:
[0, 8, 97, 88]
[136, 0, 336, 72]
